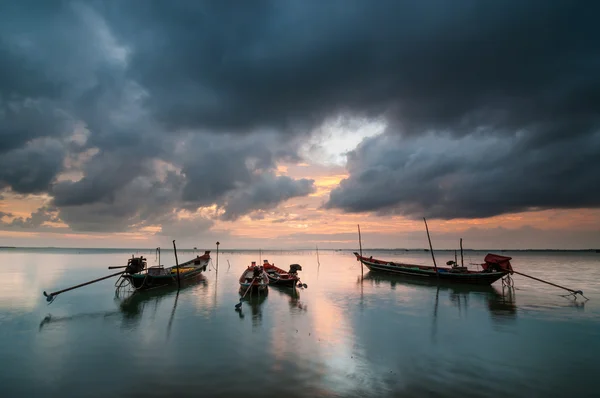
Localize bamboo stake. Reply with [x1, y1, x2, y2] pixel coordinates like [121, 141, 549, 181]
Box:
[460, 238, 464, 267]
[216, 241, 220, 277]
[357, 224, 363, 275]
[423, 218, 438, 276]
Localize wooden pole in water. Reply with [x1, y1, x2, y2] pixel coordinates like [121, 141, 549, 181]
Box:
[357, 224, 363, 275]
[423, 218, 438, 276]
[460, 238, 464, 267]
[173, 240, 181, 288]
[216, 241, 220, 276]
[454, 250, 457, 266]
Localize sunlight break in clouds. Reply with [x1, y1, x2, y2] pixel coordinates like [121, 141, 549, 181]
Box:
[301, 116, 386, 167]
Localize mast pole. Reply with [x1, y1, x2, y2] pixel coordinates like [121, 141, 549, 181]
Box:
[357, 224, 363, 276]
[423, 218, 438, 276]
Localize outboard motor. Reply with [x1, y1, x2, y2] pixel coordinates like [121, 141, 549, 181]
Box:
[288, 264, 302, 275]
[253, 266, 262, 278]
[125, 256, 147, 275]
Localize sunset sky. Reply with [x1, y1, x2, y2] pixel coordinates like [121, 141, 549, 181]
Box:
[1, 1, 599, 250]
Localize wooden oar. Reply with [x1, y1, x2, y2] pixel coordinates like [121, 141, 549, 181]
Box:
[512, 270, 588, 300]
[43, 270, 126, 303]
[235, 278, 256, 309]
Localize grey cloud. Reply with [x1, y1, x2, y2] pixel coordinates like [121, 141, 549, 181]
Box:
[179, 133, 301, 204]
[0, 138, 65, 194]
[53, 132, 312, 231]
[6, 206, 59, 229]
[52, 151, 154, 207]
[56, 169, 185, 232]
[221, 173, 315, 221]
[96, 1, 599, 138]
[158, 215, 215, 241]
[326, 131, 600, 219]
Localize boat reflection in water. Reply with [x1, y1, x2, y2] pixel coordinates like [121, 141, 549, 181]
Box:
[236, 287, 268, 326]
[39, 274, 208, 332]
[120, 274, 209, 332]
[361, 271, 517, 324]
[270, 285, 308, 313]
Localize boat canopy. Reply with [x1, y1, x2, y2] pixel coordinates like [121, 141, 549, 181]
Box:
[482, 254, 513, 273]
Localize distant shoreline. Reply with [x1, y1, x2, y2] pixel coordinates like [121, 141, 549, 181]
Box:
[0, 246, 598, 252]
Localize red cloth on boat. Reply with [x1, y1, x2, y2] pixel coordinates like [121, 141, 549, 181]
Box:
[482, 254, 513, 273]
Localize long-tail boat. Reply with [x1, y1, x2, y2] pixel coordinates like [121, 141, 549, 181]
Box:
[261, 259, 305, 287]
[43, 241, 216, 303]
[120, 251, 211, 291]
[239, 262, 269, 294]
[353, 252, 512, 285]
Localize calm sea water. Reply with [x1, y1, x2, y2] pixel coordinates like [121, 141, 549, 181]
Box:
[0, 248, 598, 398]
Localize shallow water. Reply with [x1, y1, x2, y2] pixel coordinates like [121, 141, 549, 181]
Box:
[1, 248, 598, 398]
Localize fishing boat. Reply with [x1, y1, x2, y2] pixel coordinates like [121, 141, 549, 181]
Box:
[42, 241, 218, 303]
[261, 260, 305, 287]
[238, 262, 269, 294]
[119, 251, 211, 291]
[354, 252, 512, 285]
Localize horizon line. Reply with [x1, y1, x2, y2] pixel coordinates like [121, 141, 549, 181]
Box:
[0, 246, 598, 252]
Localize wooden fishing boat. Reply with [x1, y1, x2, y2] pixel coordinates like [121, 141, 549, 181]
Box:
[42, 241, 218, 303]
[239, 262, 269, 294]
[122, 251, 211, 291]
[354, 252, 511, 285]
[261, 260, 305, 287]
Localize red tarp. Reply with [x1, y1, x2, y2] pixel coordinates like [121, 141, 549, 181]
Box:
[482, 253, 513, 273]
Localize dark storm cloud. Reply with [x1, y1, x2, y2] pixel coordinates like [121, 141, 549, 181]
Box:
[221, 173, 315, 221]
[52, 132, 314, 230]
[52, 150, 154, 207]
[0, 138, 66, 194]
[326, 131, 600, 219]
[1, 0, 599, 230]
[55, 169, 185, 232]
[96, 0, 600, 136]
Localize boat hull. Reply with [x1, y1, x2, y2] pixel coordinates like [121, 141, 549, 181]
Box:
[126, 255, 210, 291]
[360, 258, 507, 285]
[239, 266, 270, 294]
[263, 263, 301, 287]
[128, 267, 205, 290]
[265, 274, 298, 286]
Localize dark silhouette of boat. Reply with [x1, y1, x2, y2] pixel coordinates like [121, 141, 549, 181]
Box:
[355, 252, 512, 286]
